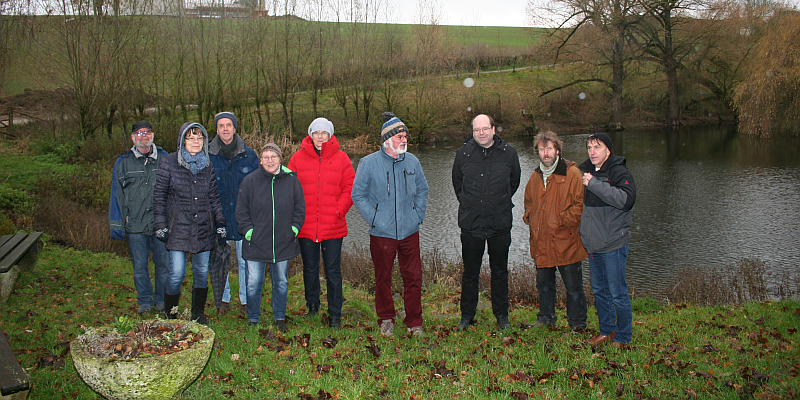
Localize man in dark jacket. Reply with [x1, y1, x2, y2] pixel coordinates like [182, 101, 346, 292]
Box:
[523, 131, 588, 331]
[109, 121, 169, 315]
[452, 114, 521, 331]
[208, 112, 259, 315]
[578, 133, 636, 347]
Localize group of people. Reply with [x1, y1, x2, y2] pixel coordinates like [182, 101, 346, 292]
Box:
[109, 111, 636, 346]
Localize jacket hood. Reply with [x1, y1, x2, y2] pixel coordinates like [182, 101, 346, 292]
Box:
[300, 134, 341, 158]
[177, 122, 209, 165]
[208, 133, 245, 157]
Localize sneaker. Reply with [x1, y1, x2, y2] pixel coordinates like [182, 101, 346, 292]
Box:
[247, 321, 259, 327]
[275, 319, 289, 332]
[329, 317, 341, 329]
[496, 315, 511, 330]
[137, 304, 153, 315]
[532, 320, 550, 328]
[380, 319, 395, 337]
[240, 304, 248, 317]
[407, 326, 424, 336]
[218, 301, 230, 314]
[154, 303, 165, 313]
[456, 317, 475, 332]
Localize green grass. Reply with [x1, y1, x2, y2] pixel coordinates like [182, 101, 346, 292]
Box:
[2, 240, 799, 399]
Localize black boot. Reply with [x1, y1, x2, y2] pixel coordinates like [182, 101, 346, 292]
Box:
[191, 288, 208, 324]
[163, 293, 181, 319]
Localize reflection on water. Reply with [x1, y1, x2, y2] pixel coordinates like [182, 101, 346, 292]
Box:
[343, 125, 800, 294]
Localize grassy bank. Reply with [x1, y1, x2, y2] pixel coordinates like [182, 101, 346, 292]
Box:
[1, 240, 798, 399]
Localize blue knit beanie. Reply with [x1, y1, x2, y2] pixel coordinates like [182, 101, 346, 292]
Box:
[381, 112, 408, 142]
[214, 112, 238, 131]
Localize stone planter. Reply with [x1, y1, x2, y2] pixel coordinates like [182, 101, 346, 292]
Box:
[71, 320, 214, 400]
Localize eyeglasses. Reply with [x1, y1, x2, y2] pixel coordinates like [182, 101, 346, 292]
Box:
[185, 137, 204, 142]
[472, 126, 492, 134]
[393, 134, 408, 141]
[261, 155, 280, 161]
[133, 129, 152, 136]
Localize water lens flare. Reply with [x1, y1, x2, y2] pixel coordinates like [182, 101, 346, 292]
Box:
[463, 78, 475, 88]
[579, 92, 587, 100]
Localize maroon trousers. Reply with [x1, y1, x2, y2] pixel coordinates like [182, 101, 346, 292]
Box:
[369, 232, 423, 328]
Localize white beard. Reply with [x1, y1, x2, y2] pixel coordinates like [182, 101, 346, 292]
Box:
[384, 140, 407, 155]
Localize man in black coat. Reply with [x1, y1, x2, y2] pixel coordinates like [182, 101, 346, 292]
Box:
[452, 114, 521, 331]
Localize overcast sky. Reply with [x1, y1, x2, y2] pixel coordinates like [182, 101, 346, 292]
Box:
[383, 0, 531, 27]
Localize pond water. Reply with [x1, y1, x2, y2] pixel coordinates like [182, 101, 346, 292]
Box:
[343, 125, 800, 294]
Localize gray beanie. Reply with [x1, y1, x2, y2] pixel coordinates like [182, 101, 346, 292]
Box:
[308, 117, 334, 137]
[260, 143, 283, 163]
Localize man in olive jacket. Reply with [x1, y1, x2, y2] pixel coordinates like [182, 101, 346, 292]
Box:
[452, 114, 521, 331]
[523, 131, 588, 331]
[109, 121, 169, 315]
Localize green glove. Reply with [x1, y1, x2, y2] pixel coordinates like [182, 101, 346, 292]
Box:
[291, 226, 299, 236]
[245, 229, 253, 241]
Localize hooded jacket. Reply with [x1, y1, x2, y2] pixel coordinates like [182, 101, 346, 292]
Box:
[236, 164, 305, 263]
[153, 122, 225, 253]
[452, 135, 521, 239]
[109, 144, 169, 239]
[351, 147, 429, 240]
[208, 133, 260, 241]
[578, 153, 636, 254]
[287, 135, 355, 242]
[523, 157, 588, 268]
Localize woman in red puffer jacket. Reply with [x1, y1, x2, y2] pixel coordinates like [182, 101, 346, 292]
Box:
[287, 118, 355, 329]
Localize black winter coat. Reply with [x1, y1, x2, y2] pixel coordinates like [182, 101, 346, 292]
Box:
[452, 135, 521, 238]
[236, 165, 305, 263]
[153, 122, 225, 254]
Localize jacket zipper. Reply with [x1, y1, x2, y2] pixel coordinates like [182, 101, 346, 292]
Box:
[271, 174, 276, 263]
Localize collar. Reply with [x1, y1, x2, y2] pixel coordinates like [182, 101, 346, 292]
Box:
[132, 144, 158, 160]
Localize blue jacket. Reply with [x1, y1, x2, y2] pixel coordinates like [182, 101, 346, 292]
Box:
[109, 144, 169, 239]
[208, 134, 260, 241]
[351, 148, 429, 240]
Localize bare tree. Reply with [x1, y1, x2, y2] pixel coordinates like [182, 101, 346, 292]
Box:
[528, 0, 643, 129]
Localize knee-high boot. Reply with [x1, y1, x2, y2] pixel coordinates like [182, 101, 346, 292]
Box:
[163, 293, 181, 319]
[192, 288, 208, 324]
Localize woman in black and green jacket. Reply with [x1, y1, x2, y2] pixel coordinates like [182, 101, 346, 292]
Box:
[236, 143, 305, 330]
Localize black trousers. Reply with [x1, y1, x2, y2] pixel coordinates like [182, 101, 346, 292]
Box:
[460, 230, 511, 319]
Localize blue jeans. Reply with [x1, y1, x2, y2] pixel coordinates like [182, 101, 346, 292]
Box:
[588, 246, 632, 344]
[166, 250, 210, 295]
[127, 234, 169, 307]
[299, 238, 344, 318]
[536, 261, 587, 329]
[245, 259, 289, 323]
[222, 240, 246, 304]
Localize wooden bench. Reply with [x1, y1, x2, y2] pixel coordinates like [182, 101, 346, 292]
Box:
[0, 232, 43, 304]
[0, 232, 40, 398]
[0, 330, 30, 399]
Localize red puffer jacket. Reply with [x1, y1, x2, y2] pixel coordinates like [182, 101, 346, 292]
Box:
[287, 135, 355, 242]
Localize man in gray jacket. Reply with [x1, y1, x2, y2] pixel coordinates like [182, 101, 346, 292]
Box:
[578, 133, 636, 348]
[109, 121, 169, 314]
[351, 112, 429, 337]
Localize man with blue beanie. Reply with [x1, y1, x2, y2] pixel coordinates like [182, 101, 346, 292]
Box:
[208, 112, 260, 316]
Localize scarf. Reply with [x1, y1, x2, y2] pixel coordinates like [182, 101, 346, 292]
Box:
[540, 156, 559, 188]
[180, 148, 208, 175]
